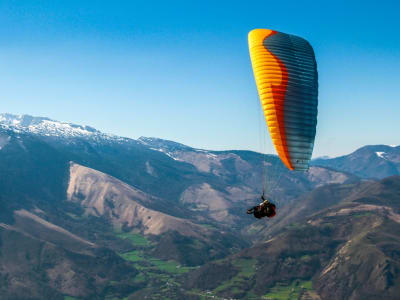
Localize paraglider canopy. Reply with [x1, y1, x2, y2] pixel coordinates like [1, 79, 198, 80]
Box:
[248, 29, 318, 171]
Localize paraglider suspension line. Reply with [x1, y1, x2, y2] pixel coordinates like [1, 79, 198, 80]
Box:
[257, 96, 268, 194]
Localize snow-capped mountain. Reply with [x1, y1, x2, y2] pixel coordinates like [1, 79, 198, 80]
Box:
[0, 113, 97, 136]
[2, 113, 398, 181]
[0, 113, 222, 160]
[0, 113, 136, 145]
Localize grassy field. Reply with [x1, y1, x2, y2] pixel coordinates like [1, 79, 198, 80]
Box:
[199, 223, 218, 229]
[263, 280, 313, 300]
[148, 258, 195, 274]
[354, 211, 373, 218]
[300, 254, 312, 262]
[232, 258, 257, 277]
[119, 250, 144, 262]
[116, 232, 150, 247]
[115, 231, 198, 298]
[213, 258, 257, 295]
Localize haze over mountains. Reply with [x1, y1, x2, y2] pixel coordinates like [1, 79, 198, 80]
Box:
[0, 113, 399, 299]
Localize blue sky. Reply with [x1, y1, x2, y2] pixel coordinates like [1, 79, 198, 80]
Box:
[1, 0, 399, 157]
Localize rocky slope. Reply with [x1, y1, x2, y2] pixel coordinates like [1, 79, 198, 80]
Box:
[67, 162, 205, 237]
[66, 162, 247, 266]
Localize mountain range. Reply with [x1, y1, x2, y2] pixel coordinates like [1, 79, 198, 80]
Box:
[0, 113, 398, 299]
[312, 144, 400, 179]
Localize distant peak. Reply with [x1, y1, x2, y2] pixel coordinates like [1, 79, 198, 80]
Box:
[0, 112, 104, 139]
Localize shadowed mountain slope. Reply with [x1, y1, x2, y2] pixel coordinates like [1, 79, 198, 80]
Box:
[0, 218, 139, 300]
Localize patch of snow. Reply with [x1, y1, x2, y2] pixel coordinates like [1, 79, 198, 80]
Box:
[139, 139, 149, 145]
[0, 135, 10, 150]
[149, 147, 182, 161]
[194, 149, 208, 153]
[376, 151, 386, 159]
[194, 149, 219, 159]
[145, 161, 156, 176]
